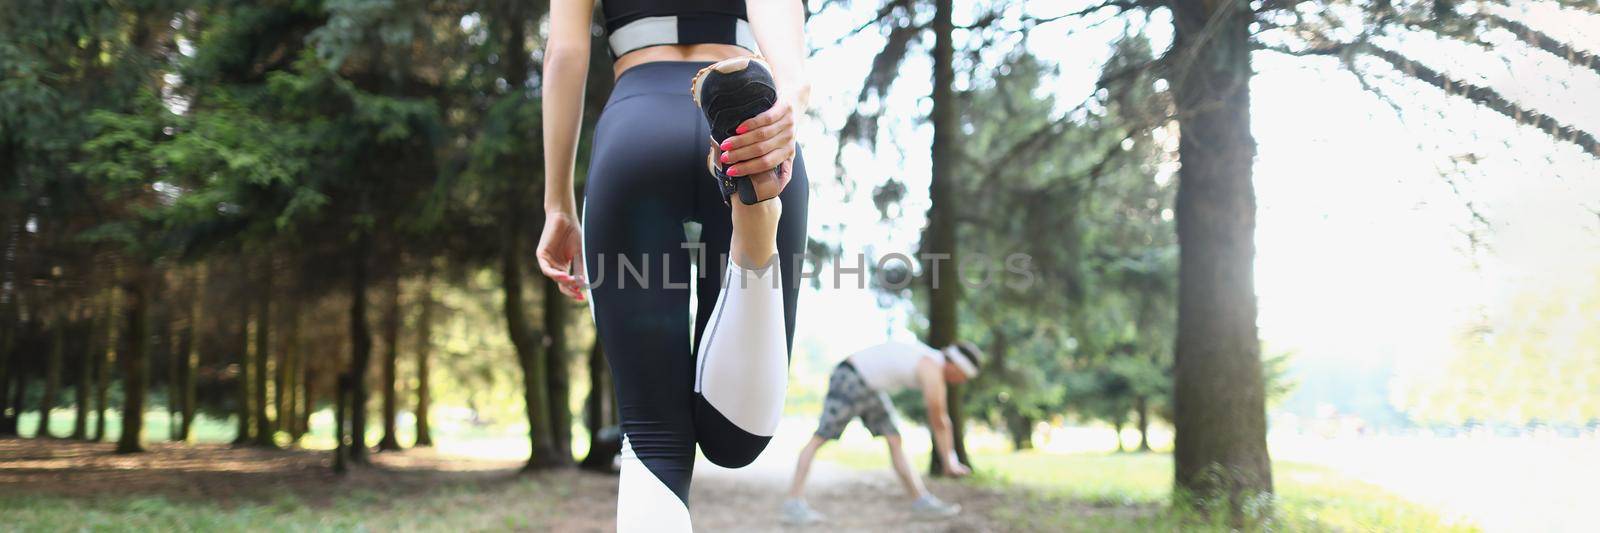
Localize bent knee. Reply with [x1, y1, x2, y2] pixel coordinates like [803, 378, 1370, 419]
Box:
[698, 433, 771, 468]
[694, 396, 773, 468]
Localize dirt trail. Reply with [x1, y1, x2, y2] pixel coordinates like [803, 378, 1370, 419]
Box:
[539, 428, 1010, 531]
[644, 442, 999, 532]
[0, 438, 1006, 532]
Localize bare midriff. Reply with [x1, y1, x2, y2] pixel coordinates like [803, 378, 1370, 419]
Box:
[613, 43, 753, 80]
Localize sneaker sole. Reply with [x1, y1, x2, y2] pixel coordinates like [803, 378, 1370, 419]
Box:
[689, 55, 780, 204]
[691, 55, 777, 143]
[690, 56, 773, 109]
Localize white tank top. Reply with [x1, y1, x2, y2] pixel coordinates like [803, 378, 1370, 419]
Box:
[847, 341, 940, 393]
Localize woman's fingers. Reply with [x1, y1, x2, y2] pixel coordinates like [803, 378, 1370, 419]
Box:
[722, 115, 787, 152]
[720, 125, 793, 165]
[537, 245, 587, 301]
[570, 254, 587, 301]
[564, 282, 586, 302]
[726, 142, 794, 177]
[537, 248, 573, 282]
[717, 97, 796, 177]
[732, 99, 789, 138]
[548, 267, 586, 302]
[721, 102, 790, 152]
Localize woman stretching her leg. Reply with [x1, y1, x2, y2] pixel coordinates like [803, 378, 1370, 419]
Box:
[536, 0, 810, 531]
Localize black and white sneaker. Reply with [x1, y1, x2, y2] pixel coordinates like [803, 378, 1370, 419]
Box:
[690, 56, 788, 205]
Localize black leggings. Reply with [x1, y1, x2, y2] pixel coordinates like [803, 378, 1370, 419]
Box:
[582, 61, 808, 523]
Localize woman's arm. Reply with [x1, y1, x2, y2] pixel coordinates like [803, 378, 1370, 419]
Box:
[746, 0, 810, 113]
[720, 0, 809, 177]
[542, 0, 594, 215]
[537, 0, 594, 300]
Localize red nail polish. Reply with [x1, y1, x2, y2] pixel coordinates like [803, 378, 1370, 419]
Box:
[721, 140, 732, 150]
[736, 125, 747, 134]
[727, 167, 740, 176]
[721, 153, 731, 163]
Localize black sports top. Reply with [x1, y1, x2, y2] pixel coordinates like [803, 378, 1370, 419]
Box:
[600, 0, 760, 58]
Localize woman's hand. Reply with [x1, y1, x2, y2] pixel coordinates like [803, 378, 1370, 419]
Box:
[536, 209, 587, 302]
[717, 96, 797, 178]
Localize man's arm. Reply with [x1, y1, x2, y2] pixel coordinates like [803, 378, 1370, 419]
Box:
[919, 360, 968, 476]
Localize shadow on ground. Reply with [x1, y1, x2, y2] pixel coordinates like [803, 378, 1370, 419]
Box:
[0, 438, 524, 506]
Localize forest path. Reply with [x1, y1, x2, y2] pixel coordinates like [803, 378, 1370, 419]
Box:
[0, 437, 1010, 532]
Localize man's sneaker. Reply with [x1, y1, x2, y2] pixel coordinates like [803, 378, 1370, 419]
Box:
[910, 494, 961, 520]
[780, 499, 827, 525]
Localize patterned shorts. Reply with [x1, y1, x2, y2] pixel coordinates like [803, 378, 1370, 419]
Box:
[814, 362, 899, 440]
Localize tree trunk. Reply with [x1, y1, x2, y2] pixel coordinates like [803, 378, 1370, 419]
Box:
[0, 330, 11, 438]
[95, 282, 120, 442]
[0, 295, 27, 437]
[1168, 0, 1273, 520]
[166, 303, 181, 441]
[1136, 395, 1153, 452]
[0, 216, 16, 438]
[279, 295, 300, 441]
[413, 267, 435, 447]
[580, 340, 619, 470]
[923, 0, 971, 477]
[334, 371, 351, 473]
[180, 265, 205, 441]
[291, 327, 310, 442]
[1004, 409, 1033, 451]
[377, 272, 402, 451]
[506, 223, 559, 470]
[1113, 417, 1126, 453]
[4, 364, 24, 437]
[496, 4, 559, 471]
[252, 263, 275, 447]
[232, 281, 252, 445]
[116, 274, 151, 454]
[583, 341, 616, 432]
[543, 276, 574, 465]
[72, 300, 96, 439]
[275, 297, 290, 436]
[347, 236, 374, 464]
[37, 307, 66, 438]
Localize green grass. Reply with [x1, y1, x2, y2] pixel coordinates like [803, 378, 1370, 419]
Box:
[817, 443, 1479, 532]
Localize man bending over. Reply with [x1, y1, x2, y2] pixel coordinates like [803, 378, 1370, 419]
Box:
[780, 339, 982, 524]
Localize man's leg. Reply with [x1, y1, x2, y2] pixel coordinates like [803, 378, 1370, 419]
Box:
[792, 364, 860, 499]
[787, 434, 829, 499]
[884, 434, 929, 499]
[861, 393, 959, 519]
[781, 366, 856, 524]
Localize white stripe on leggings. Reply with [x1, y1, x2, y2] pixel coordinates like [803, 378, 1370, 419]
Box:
[617, 438, 692, 532]
[694, 258, 787, 436]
